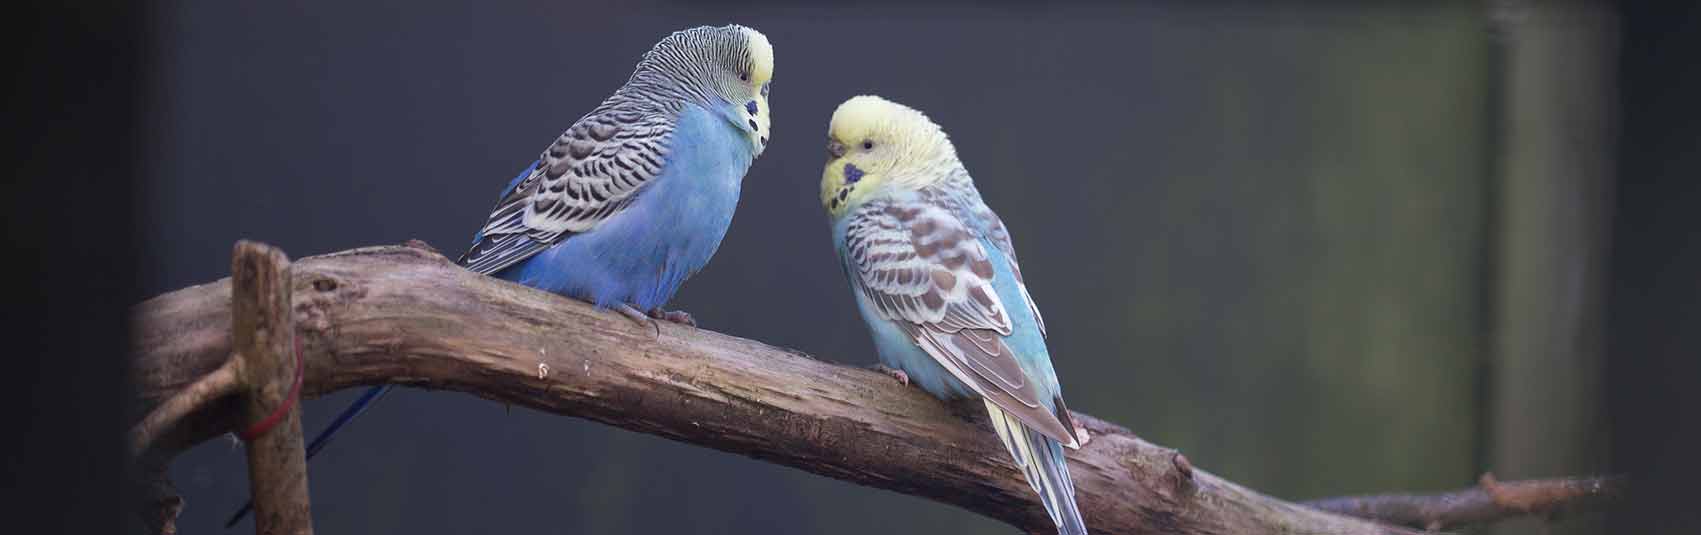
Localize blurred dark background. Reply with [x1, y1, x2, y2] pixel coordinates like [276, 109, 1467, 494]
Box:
[7, 1, 1699, 534]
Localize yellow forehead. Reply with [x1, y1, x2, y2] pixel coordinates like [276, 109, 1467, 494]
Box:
[829, 95, 948, 151]
[739, 26, 774, 84]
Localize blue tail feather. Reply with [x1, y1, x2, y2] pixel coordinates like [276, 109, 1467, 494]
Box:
[1037, 429, 1088, 535]
[223, 385, 395, 528]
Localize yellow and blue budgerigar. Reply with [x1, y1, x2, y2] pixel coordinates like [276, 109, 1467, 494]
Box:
[820, 96, 1089, 535]
[225, 24, 773, 527]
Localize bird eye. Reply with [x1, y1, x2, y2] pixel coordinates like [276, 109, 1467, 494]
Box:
[739, 71, 749, 81]
[862, 140, 874, 150]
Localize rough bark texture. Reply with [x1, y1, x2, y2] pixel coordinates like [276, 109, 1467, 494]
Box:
[129, 243, 1609, 535]
[229, 242, 314, 535]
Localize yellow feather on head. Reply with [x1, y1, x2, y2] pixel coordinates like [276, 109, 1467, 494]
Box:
[819, 95, 959, 217]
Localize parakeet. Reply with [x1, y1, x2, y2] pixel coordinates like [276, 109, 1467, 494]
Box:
[820, 96, 1088, 535]
[226, 24, 773, 527]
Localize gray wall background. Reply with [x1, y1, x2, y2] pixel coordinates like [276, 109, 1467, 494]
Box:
[144, 2, 1611, 533]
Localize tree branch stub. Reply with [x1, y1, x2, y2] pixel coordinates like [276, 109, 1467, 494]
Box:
[1305, 474, 1625, 531]
[230, 241, 314, 535]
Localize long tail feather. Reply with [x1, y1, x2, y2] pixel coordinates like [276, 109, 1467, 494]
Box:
[223, 384, 394, 528]
[985, 400, 1089, 535]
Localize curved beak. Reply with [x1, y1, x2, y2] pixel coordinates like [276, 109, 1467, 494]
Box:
[827, 139, 847, 160]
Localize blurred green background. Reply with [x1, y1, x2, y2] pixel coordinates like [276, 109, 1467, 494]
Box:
[144, 2, 1616, 533]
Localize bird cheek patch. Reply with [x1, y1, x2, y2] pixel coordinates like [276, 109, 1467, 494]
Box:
[843, 163, 865, 184]
[746, 100, 759, 115]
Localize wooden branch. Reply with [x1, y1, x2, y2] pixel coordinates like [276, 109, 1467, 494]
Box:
[229, 241, 314, 535]
[127, 357, 239, 460]
[127, 243, 1614, 534]
[1306, 474, 1625, 531]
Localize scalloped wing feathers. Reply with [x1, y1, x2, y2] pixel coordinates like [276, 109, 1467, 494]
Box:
[926, 172, 1049, 337]
[459, 106, 675, 275]
[844, 198, 1078, 447]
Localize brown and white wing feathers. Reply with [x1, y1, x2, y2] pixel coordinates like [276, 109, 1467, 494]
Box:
[845, 199, 1078, 447]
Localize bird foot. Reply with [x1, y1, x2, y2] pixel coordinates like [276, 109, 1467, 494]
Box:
[614, 304, 661, 337]
[647, 308, 697, 327]
[869, 364, 909, 386]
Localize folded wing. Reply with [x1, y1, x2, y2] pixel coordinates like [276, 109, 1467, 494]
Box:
[459, 107, 676, 274]
[844, 198, 1080, 447]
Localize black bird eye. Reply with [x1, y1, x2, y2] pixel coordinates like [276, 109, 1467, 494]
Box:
[739, 71, 749, 81]
[862, 140, 874, 150]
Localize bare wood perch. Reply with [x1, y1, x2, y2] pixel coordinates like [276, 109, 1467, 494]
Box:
[128, 243, 1620, 535]
[1306, 474, 1626, 531]
[229, 242, 314, 535]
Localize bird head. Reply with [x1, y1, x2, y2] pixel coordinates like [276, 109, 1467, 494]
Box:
[820, 95, 958, 218]
[640, 25, 773, 155]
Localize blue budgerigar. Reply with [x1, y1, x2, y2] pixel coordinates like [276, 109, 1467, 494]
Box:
[226, 24, 773, 527]
[819, 96, 1089, 535]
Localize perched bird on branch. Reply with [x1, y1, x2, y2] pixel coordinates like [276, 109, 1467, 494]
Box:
[226, 24, 774, 527]
[819, 96, 1089, 535]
